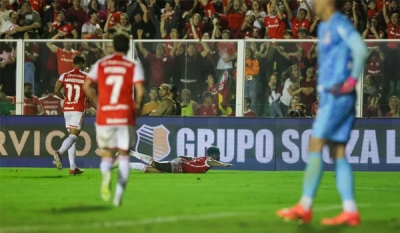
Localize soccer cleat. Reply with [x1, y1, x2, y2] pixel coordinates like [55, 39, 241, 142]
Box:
[321, 211, 360, 226]
[113, 198, 122, 207]
[100, 171, 112, 202]
[276, 204, 312, 224]
[69, 167, 84, 175]
[53, 151, 62, 170]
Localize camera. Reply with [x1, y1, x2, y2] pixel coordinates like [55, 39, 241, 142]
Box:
[289, 109, 305, 118]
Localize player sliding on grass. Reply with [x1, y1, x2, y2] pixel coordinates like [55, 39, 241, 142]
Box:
[121, 146, 234, 173]
[276, 0, 368, 226]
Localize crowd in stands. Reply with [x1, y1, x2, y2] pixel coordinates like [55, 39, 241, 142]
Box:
[0, 0, 399, 117]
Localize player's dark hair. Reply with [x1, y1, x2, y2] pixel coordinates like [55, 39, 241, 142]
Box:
[113, 33, 130, 53]
[207, 146, 220, 161]
[73, 56, 85, 65]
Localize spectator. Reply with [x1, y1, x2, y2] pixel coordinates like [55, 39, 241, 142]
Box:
[19, 1, 41, 37]
[246, 0, 266, 28]
[1, 11, 40, 37]
[244, 47, 259, 111]
[115, 13, 132, 34]
[169, 84, 181, 115]
[342, 0, 359, 28]
[300, 66, 316, 113]
[205, 74, 218, 104]
[385, 95, 400, 117]
[0, 36, 16, 96]
[364, 75, 378, 97]
[104, 0, 122, 31]
[225, 0, 246, 38]
[0, 0, 11, 26]
[284, 0, 312, 38]
[46, 32, 81, 76]
[286, 96, 301, 117]
[43, 0, 66, 28]
[264, 0, 285, 39]
[149, 83, 176, 116]
[0, 82, 44, 115]
[142, 87, 160, 115]
[267, 73, 283, 117]
[87, 0, 107, 28]
[280, 64, 301, 114]
[181, 88, 199, 116]
[195, 91, 218, 116]
[67, 0, 88, 36]
[81, 9, 101, 39]
[310, 94, 319, 118]
[24, 31, 39, 95]
[137, 29, 171, 88]
[50, 11, 78, 38]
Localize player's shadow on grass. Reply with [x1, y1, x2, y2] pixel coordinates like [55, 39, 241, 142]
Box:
[17, 175, 65, 179]
[47, 205, 112, 214]
[295, 225, 345, 233]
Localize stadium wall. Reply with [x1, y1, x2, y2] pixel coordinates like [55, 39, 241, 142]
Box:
[0, 117, 399, 171]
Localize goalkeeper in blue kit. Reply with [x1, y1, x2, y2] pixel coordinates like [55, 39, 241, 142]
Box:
[276, 0, 368, 226]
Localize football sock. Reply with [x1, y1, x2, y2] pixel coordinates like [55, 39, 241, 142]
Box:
[335, 157, 357, 213]
[300, 152, 324, 210]
[100, 157, 113, 175]
[114, 156, 130, 205]
[58, 134, 78, 155]
[132, 152, 153, 165]
[130, 163, 147, 172]
[68, 142, 76, 170]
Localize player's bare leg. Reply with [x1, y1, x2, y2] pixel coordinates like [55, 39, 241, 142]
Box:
[130, 163, 162, 173]
[100, 149, 115, 202]
[277, 137, 326, 224]
[321, 143, 360, 226]
[67, 128, 84, 175]
[113, 149, 131, 206]
[130, 151, 155, 165]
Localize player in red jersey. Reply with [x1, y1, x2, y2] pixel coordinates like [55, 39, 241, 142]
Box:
[126, 146, 234, 173]
[53, 56, 87, 175]
[83, 33, 145, 206]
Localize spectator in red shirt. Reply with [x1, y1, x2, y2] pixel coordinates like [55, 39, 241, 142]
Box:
[87, 0, 107, 28]
[362, 17, 382, 43]
[240, 11, 256, 38]
[0, 83, 44, 115]
[43, 0, 66, 29]
[67, 0, 88, 36]
[264, 0, 286, 39]
[104, 0, 122, 30]
[224, 0, 246, 38]
[50, 11, 78, 38]
[383, 0, 400, 85]
[284, 0, 312, 38]
[195, 91, 218, 116]
[137, 29, 171, 88]
[205, 74, 218, 104]
[185, 13, 204, 39]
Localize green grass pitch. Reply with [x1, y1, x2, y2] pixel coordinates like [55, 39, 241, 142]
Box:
[0, 169, 399, 233]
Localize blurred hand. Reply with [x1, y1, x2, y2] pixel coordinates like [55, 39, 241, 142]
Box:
[137, 29, 143, 37]
[224, 163, 234, 167]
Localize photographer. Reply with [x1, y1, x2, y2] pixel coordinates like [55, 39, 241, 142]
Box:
[289, 103, 310, 118]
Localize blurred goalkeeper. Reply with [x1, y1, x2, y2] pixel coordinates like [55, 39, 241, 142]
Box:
[276, 0, 368, 227]
[116, 146, 234, 173]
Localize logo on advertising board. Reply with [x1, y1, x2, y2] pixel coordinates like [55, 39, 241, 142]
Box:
[135, 125, 171, 161]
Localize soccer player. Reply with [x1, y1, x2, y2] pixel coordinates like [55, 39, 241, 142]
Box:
[53, 56, 88, 175]
[128, 146, 234, 173]
[83, 33, 145, 207]
[276, 0, 368, 226]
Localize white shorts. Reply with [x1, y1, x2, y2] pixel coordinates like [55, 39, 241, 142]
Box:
[64, 111, 85, 130]
[95, 125, 136, 151]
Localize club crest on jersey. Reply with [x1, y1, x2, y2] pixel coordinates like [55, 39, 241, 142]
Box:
[135, 124, 171, 161]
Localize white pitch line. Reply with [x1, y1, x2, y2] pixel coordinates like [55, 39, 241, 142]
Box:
[0, 212, 252, 233]
[2, 203, 400, 233]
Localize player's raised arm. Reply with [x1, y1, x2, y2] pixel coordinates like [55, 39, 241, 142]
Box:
[207, 158, 234, 167]
[330, 18, 368, 96]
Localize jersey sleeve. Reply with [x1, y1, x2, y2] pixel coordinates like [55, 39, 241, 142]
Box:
[58, 72, 66, 82]
[336, 17, 368, 79]
[86, 61, 99, 82]
[133, 61, 145, 84]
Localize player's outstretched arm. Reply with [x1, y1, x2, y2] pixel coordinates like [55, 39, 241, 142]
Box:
[207, 158, 234, 167]
[330, 24, 368, 96]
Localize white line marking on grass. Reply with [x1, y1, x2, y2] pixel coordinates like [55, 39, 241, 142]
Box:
[0, 212, 252, 233]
